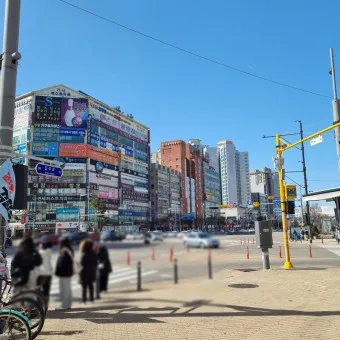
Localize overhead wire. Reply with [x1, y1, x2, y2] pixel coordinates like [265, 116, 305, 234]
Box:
[57, 0, 331, 99]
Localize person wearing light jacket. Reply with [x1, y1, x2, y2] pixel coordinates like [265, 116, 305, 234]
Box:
[37, 241, 53, 308]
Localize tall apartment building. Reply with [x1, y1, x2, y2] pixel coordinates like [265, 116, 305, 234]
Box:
[12, 85, 150, 234]
[150, 163, 181, 230]
[218, 140, 250, 207]
[250, 167, 279, 219]
[160, 140, 203, 228]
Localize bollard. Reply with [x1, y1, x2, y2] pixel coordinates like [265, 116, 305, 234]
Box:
[208, 250, 213, 279]
[309, 245, 313, 258]
[261, 248, 270, 270]
[246, 246, 250, 260]
[169, 247, 174, 263]
[174, 258, 178, 284]
[279, 246, 282, 259]
[127, 251, 131, 266]
[137, 261, 142, 291]
[322, 237, 323, 244]
[186, 244, 190, 253]
[152, 248, 155, 261]
[248, 238, 249, 244]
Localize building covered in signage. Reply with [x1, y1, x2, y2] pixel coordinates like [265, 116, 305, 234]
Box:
[13, 85, 150, 233]
[150, 163, 182, 230]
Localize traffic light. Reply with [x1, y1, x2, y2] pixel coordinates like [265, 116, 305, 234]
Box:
[287, 201, 295, 215]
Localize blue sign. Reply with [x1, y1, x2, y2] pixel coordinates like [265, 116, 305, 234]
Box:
[247, 199, 253, 205]
[56, 208, 79, 214]
[272, 198, 281, 204]
[35, 163, 63, 177]
[100, 137, 119, 152]
[273, 208, 282, 213]
[60, 128, 86, 137]
[183, 215, 195, 221]
[32, 142, 58, 157]
[119, 211, 148, 217]
[26, 213, 35, 217]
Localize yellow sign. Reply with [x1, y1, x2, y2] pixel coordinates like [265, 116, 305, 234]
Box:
[268, 195, 275, 200]
[253, 202, 260, 208]
[218, 203, 235, 209]
[285, 185, 297, 199]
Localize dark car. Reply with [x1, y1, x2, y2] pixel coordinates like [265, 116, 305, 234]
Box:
[35, 233, 60, 246]
[101, 230, 125, 242]
[66, 231, 89, 245]
[89, 232, 100, 242]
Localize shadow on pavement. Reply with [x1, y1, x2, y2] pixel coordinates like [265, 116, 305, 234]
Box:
[46, 297, 340, 324]
[39, 330, 84, 338]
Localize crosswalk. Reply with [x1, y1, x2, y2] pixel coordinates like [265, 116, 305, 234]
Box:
[50, 266, 158, 296]
[318, 245, 340, 257]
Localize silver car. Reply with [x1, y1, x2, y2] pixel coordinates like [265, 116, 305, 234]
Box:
[184, 232, 220, 249]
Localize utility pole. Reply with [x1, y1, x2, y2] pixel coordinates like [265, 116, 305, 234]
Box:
[330, 48, 340, 172]
[0, 0, 22, 253]
[297, 121, 311, 228]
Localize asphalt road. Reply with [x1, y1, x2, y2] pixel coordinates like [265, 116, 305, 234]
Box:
[7, 233, 340, 303]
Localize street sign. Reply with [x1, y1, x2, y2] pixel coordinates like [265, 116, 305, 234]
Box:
[310, 135, 323, 146]
[272, 198, 280, 204]
[274, 208, 282, 213]
[26, 213, 34, 217]
[247, 199, 253, 205]
[35, 163, 63, 177]
[253, 202, 260, 208]
[268, 195, 275, 200]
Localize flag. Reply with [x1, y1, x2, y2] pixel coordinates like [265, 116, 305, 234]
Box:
[0, 159, 16, 222]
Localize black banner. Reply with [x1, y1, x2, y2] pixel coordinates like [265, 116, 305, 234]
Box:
[29, 183, 86, 189]
[27, 195, 86, 203]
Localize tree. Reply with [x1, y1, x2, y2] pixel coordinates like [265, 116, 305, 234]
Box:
[90, 197, 107, 231]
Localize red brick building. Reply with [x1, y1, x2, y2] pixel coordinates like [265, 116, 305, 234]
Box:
[160, 140, 203, 229]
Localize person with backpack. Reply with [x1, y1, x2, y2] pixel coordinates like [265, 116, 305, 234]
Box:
[11, 237, 42, 293]
[97, 245, 112, 294]
[55, 238, 74, 310]
[79, 239, 97, 303]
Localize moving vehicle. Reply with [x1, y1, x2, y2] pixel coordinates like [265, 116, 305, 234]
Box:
[150, 231, 164, 242]
[66, 231, 89, 245]
[34, 233, 60, 246]
[101, 230, 126, 242]
[183, 232, 220, 249]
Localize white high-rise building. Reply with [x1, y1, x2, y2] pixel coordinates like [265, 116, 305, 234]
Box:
[218, 140, 250, 206]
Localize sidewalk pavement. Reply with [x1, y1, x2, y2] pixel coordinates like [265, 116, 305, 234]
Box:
[40, 264, 340, 340]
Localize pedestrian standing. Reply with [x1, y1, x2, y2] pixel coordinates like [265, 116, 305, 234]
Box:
[79, 239, 97, 303]
[37, 241, 53, 309]
[55, 238, 74, 310]
[11, 237, 42, 294]
[97, 245, 112, 293]
[301, 229, 305, 242]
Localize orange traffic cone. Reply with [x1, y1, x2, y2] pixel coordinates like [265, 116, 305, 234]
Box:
[309, 245, 313, 258]
[169, 247, 174, 263]
[127, 251, 131, 266]
[279, 246, 282, 259]
[246, 246, 250, 260]
[152, 248, 155, 261]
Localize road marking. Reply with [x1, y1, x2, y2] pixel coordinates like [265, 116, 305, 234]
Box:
[160, 273, 172, 279]
[318, 245, 340, 256]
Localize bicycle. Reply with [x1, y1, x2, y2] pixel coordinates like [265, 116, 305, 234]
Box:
[0, 308, 32, 340]
[0, 278, 45, 340]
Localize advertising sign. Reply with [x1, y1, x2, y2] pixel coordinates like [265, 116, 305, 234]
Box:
[13, 113, 29, 132]
[56, 208, 79, 215]
[98, 189, 118, 199]
[61, 98, 88, 129]
[29, 183, 86, 189]
[90, 133, 99, 147]
[60, 128, 86, 137]
[59, 143, 87, 157]
[35, 96, 62, 125]
[87, 146, 119, 166]
[120, 116, 148, 142]
[13, 144, 27, 155]
[90, 172, 118, 187]
[120, 145, 134, 157]
[32, 142, 59, 157]
[0, 159, 15, 222]
[56, 222, 79, 231]
[100, 136, 119, 152]
[89, 102, 120, 129]
[15, 99, 31, 117]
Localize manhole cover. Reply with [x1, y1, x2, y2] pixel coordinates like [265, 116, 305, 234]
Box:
[228, 283, 259, 289]
[234, 268, 257, 272]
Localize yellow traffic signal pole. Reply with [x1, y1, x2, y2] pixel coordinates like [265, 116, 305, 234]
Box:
[276, 121, 340, 269]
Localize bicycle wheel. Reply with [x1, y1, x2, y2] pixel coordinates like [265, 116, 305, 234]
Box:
[11, 290, 47, 315]
[0, 311, 31, 340]
[6, 297, 44, 340]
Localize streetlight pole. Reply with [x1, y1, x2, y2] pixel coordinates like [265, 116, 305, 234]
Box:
[296, 121, 311, 229]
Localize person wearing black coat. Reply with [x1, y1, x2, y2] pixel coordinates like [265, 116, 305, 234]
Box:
[79, 239, 97, 303]
[97, 246, 112, 293]
[11, 237, 42, 292]
[55, 238, 74, 310]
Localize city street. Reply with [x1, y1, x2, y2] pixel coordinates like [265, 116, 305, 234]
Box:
[5, 233, 337, 303]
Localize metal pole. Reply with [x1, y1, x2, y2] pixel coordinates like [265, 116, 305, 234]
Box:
[261, 248, 270, 270]
[276, 134, 293, 269]
[330, 48, 340, 173]
[208, 250, 213, 279]
[174, 258, 178, 284]
[297, 121, 311, 230]
[0, 0, 21, 252]
[137, 261, 142, 291]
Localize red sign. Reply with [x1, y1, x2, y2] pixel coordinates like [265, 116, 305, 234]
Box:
[21, 213, 26, 225]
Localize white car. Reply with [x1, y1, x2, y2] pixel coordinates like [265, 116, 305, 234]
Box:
[184, 232, 220, 249]
[125, 232, 144, 241]
[150, 232, 164, 242]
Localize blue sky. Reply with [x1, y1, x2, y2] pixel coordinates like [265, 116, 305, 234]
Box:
[1, 0, 340, 194]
